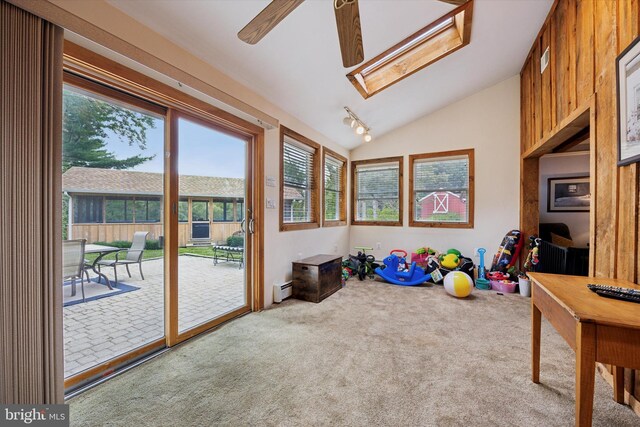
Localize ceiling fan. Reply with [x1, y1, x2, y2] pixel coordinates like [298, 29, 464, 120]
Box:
[237, 0, 466, 68]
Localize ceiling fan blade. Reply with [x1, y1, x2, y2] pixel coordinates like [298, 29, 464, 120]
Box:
[238, 0, 305, 45]
[439, 0, 467, 5]
[334, 0, 364, 68]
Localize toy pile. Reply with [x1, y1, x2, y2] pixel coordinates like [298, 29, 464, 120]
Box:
[410, 247, 474, 284]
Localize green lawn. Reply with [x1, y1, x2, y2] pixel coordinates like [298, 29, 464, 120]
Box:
[85, 246, 231, 262]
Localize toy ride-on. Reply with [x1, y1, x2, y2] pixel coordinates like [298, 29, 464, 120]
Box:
[374, 250, 432, 286]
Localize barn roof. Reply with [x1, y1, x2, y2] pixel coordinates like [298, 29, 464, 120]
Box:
[418, 191, 465, 202]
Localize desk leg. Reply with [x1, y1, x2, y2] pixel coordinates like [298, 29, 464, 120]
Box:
[532, 300, 541, 384]
[613, 366, 625, 404]
[576, 322, 596, 427]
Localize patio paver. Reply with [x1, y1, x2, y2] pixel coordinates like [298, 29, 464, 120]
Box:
[63, 255, 244, 378]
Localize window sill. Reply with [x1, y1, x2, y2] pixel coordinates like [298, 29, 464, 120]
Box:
[280, 222, 320, 232]
[322, 220, 347, 227]
[351, 220, 403, 227]
[409, 220, 474, 229]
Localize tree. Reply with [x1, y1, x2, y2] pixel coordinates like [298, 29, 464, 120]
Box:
[62, 88, 156, 172]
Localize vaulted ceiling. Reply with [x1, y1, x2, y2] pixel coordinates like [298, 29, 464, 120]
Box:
[107, 0, 553, 149]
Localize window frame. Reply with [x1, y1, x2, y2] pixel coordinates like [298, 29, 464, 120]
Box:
[322, 147, 348, 227]
[408, 148, 474, 229]
[279, 126, 321, 232]
[350, 156, 404, 227]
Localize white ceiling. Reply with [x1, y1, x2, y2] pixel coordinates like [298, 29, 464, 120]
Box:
[107, 0, 553, 149]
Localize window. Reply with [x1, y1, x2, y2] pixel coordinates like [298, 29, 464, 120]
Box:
[322, 148, 347, 226]
[134, 197, 161, 223]
[105, 197, 134, 223]
[346, 1, 473, 99]
[178, 199, 189, 222]
[236, 201, 244, 222]
[409, 149, 474, 228]
[191, 200, 209, 222]
[73, 196, 103, 223]
[351, 157, 403, 226]
[213, 200, 234, 222]
[280, 126, 320, 231]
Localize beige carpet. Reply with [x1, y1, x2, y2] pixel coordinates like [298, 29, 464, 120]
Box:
[69, 279, 639, 426]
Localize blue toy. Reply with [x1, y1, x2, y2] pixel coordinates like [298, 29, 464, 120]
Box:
[476, 248, 490, 290]
[374, 254, 432, 286]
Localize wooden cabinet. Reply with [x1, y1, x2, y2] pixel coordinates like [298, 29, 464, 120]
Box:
[292, 255, 342, 303]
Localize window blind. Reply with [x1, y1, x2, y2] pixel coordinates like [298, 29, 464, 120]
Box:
[355, 161, 399, 222]
[283, 137, 316, 223]
[413, 154, 469, 223]
[324, 155, 343, 221]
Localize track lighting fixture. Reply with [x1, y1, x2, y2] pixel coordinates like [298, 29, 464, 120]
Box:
[343, 106, 372, 143]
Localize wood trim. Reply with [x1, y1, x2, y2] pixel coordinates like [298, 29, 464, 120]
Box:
[64, 71, 166, 116]
[350, 156, 404, 227]
[279, 126, 321, 232]
[522, 97, 592, 159]
[166, 110, 179, 346]
[322, 147, 348, 227]
[63, 41, 262, 139]
[64, 338, 165, 390]
[253, 130, 265, 311]
[174, 306, 251, 344]
[346, 0, 473, 99]
[408, 149, 474, 229]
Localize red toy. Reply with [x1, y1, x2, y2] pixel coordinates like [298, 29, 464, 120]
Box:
[490, 230, 524, 273]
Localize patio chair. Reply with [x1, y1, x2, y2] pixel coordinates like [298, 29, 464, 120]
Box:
[97, 231, 148, 284]
[63, 239, 88, 302]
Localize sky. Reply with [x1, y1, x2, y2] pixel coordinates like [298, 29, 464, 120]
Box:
[103, 114, 246, 178]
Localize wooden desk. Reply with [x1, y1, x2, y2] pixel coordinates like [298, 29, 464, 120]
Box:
[529, 273, 640, 427]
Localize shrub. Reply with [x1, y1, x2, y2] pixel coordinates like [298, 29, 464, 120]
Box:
[145, 239, 161, 250]
[226, 235, 244, 247]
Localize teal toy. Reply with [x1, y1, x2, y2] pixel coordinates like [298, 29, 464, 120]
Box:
[476, 248, 490, 290]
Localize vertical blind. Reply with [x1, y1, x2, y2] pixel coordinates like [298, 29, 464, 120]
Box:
[324, 155, 343, 221]
[355, 161, 399, 222]
[413, 154, 469, 223]
[1, 1, 64, 403]
[283, 137, 316, 223]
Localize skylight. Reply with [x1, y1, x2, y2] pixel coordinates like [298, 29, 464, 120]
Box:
[347, 1, 474, 99]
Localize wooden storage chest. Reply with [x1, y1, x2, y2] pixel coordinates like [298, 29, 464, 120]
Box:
[292, 254, 342, 303]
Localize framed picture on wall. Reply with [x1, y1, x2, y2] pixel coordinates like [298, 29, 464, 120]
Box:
[617, 35, 640, 165]
[547, 177, 590, 212]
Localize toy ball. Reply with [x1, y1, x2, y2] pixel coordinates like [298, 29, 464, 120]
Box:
[443, 271, 474, 298]
[441, 253, 460, 269]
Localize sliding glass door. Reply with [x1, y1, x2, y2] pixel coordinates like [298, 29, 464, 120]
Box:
[62, 76, 166, 386]
[61, 74, 255, 391]
[176, 115, 250, 335]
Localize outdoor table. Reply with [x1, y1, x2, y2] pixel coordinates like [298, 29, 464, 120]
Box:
[85, 244, 121, 289]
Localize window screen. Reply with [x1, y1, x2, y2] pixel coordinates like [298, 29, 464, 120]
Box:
[73, 196, 103, 223]
[213, 201, 234, 222]
[178, 199, 188, 222]
[282, 136, 316, 224]
[191, 200, 209, 221]
[324, 154, 344, 222]
[354, 160, 401, 223]
[411, 150, 472, 226]
[134, 197, 161, 223]
[105, 197, 134, 223]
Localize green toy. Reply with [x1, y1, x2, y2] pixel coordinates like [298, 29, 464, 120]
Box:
[440, 253, 460, 269]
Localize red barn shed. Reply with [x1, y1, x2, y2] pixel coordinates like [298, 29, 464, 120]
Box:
[418, 191, 467, 220]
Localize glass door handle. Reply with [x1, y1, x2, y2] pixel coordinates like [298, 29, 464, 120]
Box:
[248, 218, 255, 235]
[240, 218, 246, 233]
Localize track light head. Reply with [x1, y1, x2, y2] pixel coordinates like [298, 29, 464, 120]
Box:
[363, 132, 372, 142]
[355, 125, 365, 135]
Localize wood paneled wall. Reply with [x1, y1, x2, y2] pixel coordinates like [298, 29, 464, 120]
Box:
[520, 0, 640, 412]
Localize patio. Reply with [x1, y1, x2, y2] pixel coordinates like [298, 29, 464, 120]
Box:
[63, 255, 245, 378]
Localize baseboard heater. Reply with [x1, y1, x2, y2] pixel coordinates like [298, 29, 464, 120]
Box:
[273, 281, 292, 303]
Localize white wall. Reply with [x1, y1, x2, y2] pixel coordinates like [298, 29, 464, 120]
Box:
[349, 76, 521, 261]
[538, 152, 590, 247]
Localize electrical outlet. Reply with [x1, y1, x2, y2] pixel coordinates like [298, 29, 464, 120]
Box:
[376, 242, 381, 249]
[266, 176, 276, 187]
